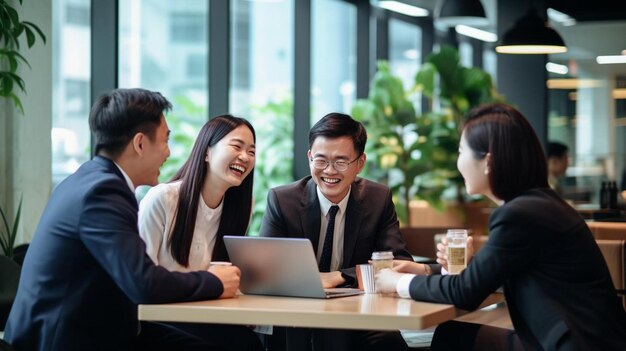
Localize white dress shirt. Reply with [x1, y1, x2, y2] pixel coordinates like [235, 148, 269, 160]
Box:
[315, 186, 351, 272]
[138, 181, 223, 272]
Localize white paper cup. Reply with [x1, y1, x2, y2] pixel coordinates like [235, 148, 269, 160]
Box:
[209, 261, 232, 267]
[357, 264, 376, 294]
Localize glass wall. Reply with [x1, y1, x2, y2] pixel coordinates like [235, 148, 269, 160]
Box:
[51, 0, 91, 187]
[388, 17, 422, 113]
[118, 0, 209, 187]
[547, 68, 617, 204]
[230, 0, 294, 234]
[311, 0, 356, 123]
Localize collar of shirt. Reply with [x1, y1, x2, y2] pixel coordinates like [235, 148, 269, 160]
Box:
[113, 161, 136, 192]
[316, 186, 350, 216]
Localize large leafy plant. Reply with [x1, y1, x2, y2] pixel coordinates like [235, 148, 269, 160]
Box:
[0, 0, 47, 113]
[353, 46, 501, 225]
[417, 45, 502, 128]
[352, 62, 458, 224]
[248, 97, 294, 235]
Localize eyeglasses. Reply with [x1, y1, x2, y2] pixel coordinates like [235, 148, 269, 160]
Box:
[309, 154, 362, 172]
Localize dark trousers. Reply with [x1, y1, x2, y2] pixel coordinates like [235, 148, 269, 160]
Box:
[268, 327, 410, 351]
[134, 321, 219, 351]
[168, 322, 264, 351]
[430, 321, 524, 351]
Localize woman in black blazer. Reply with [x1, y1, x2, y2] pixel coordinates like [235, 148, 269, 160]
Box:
[377, 103, 626, 350]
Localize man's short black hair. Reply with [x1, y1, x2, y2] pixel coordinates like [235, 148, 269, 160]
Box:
[308, 112, 367, 155]
[89, 88, 172, 157]
[547, 141, 569, 159]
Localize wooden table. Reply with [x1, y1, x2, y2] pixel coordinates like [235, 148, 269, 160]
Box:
[138, 293, 503, 331]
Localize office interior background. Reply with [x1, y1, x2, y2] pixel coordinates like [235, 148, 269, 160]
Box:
[2, 0, 626, 243]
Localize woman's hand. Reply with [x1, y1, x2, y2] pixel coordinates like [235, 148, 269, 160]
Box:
[392, 260, 430, 275]
[375, 268, 404, 294]
[436, 235, 475, 271]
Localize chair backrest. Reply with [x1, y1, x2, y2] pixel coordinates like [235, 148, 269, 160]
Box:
[595, 239, 626, 309]
[400, 227, 451, 260]
[586, 222, 626, 240]
[0, 255, 21, 331]
[596, 239, 625, 291]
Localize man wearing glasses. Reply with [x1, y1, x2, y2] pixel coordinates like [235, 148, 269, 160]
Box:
[260, 112, 412, 351]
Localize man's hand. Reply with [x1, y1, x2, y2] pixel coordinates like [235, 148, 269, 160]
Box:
[320, 271, 345, 288]
[436, 235, 474, 271]
[208, 265, 241, 298]
[375, 268, 404, 294]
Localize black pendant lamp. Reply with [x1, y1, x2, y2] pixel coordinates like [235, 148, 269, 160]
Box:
[436, 0, 489, 27]
[495, 9, 567, 54]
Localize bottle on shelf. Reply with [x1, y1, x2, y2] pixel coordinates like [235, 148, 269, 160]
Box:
[609, 181, 618, 209]
[600, 181, 609, 209]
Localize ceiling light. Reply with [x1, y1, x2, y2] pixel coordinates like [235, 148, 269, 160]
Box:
[547, 8, 576, 26]
[613, 89, 626, 99]
[496, 10, 567, 54]
[378, 1, 429, 17]
[455, 25, 496, 42]
[546, 62, 568, 75]
[547, 79, 602, 89]
[596, 55, 626, 64]
[436, 0, 488, 27]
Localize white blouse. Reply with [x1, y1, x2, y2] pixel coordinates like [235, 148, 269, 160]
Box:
[138, 181, 223, 272]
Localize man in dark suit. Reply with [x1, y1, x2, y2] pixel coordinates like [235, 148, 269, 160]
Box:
[260, 112, 412, 351]
[4, 89, 243, 351]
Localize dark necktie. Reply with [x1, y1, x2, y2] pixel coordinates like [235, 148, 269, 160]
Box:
[319, 205, 339, 273]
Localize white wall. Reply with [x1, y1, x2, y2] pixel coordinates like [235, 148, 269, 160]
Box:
[1, 0, 53, 244]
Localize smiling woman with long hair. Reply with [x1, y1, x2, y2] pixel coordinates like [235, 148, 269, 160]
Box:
[138, 114, 262, 350]
[140, 115, 255, 270]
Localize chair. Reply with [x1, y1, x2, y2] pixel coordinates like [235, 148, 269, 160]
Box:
[586, 222, 626, 240]
[400, 227, 450, 262]
[0, 256, 21, 331]
[595, 239, 626, 308]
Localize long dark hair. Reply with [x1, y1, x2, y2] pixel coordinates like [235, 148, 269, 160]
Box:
[168, 115, 256, 267]
[463, 103, 548, 202]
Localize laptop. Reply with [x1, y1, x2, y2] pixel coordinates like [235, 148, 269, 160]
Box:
[223, 236, 363, 299]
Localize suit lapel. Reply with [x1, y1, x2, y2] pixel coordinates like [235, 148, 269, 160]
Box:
[302, 179, 322, 255]
[343, 180, 363, 267]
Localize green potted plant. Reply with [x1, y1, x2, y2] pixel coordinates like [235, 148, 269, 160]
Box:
[352, 61, 458, 224]
[352, 46, 502, 226]
[0, 197, 22, 258]
[0, 0, 47, 113]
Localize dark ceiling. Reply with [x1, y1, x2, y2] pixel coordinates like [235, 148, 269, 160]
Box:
[547, 1, 626, 22]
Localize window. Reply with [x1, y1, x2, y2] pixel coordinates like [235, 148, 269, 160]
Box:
[311, 0, 356, 123]
[230, 0, 294, 234]
[389, 17, 422, 112]
[52, 0, 91, 187]
[64, 79, 90, 115]
[170, 13, 206, 43]
[65, 3, 90, 26]
[119, 0, 209, 188]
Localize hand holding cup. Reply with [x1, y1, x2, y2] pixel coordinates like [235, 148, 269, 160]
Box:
[208, 262, 241, 298]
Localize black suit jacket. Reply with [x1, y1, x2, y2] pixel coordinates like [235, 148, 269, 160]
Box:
[5, 156, 224, 351]
[259, 176, 412, 286]
[408, 188, 626, 350]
